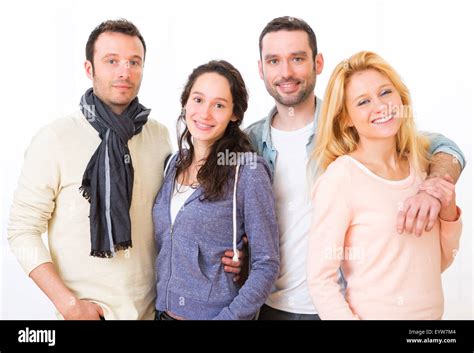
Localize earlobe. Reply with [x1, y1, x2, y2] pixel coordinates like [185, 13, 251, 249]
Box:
[258, 60, 264, 80]
[84, 60, 93, 80]
[315, 53, 324, 75]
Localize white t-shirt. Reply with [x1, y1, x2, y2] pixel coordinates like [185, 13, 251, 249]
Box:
[266, 122, 316, 314]
[170, 182, 196, 224]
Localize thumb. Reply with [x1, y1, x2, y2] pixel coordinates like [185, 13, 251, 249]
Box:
[95, 304, 104, 317]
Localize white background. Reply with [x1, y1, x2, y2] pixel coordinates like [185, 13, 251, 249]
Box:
[0, 0, 472, 319]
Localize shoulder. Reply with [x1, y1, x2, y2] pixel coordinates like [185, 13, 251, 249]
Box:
[239, 155, 272, 185]
[314, 156, 353, 190]
[138, 118, 173, 157]
[324, 155, 353, 178]
[143, 117, 171, 137]
[31, 111, 83, 146]
[244, 118, 266, 141]
[245, 118, 266, 134]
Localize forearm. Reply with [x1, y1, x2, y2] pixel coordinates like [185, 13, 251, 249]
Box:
[29, 262, 77, 315]
[307, 234, 357, 320]
[428, 152, 462, 183]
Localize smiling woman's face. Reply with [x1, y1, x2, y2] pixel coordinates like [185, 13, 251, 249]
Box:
[345, 69, 403, 142]
[185, 72, 236, 147]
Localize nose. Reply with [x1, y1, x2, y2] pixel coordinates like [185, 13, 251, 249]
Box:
[372, 96, 388, 114]
[199, 103, 212, 120]
[281, 60, 295, 79]
[117, 60, 131, 80]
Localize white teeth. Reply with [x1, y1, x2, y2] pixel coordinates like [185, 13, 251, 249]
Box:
[195, 121, 213, 129]
[278, 82, 298, 88]
[372, 113, 394, 124]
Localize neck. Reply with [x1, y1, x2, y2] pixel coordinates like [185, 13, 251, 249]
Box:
[354, 137, 400, 168]
[193, 140, 211, 164]
[93, 91, 130, 116]
[178, 140, 210, 186]
[272, 94, 316, 131]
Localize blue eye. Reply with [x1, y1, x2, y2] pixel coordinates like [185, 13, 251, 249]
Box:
[381, 89, 392, 96]
[357, 99, 369, 106]
[268, 59, 278, 65]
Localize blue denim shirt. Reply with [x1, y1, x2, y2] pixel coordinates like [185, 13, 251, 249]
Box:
[246, 97, 466, 176]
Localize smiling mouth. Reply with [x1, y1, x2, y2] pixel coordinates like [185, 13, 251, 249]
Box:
[371, 112, 396, 125]
[276, 81, 301, 93]
[194, 121, 214, 130]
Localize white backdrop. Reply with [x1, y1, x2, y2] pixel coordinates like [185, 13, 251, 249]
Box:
[0, 0, 472, 319]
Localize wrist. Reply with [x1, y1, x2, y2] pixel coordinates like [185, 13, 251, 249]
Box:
[439, 204, 458, 222]
[55, 292, 79, 317]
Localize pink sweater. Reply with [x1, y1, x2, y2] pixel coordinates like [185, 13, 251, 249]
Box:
[307, 155, 462, 320]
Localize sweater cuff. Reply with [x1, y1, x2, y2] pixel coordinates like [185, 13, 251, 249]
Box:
[9, 235, 53, 275]
[439, 206, 462, 224]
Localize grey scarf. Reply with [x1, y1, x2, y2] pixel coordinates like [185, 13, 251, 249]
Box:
[79, 88, 150, 258]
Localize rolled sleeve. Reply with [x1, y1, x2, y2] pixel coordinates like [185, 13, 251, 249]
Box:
[423, 131, 466, 170]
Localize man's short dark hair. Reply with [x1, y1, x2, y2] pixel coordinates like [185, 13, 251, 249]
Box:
[259, 16, 318, 59]
[85, 18, 146, 66]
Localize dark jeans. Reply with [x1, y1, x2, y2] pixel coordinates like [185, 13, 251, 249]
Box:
[155, 310, 177, 321]
[258, 304, 320, 320]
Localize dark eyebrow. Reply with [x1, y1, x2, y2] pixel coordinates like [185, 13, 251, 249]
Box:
[264, 54, 278, 61]
[102, 53, 118, 60]
[101, 53, 143, 61]
[291, 51, 309, 57]
[264, 51, 309, 61]
[130, 55, 143, 61]
[191, 91, 229, 103]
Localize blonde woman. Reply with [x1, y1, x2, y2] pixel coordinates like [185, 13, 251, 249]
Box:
[306, 51, 462, 319]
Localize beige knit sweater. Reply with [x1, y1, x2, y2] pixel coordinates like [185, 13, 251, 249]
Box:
[7, 110, 172, 319]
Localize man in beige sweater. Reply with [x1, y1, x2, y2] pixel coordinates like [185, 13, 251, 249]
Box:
[7, 19, 241, 320]
[7, 19, 169, 320]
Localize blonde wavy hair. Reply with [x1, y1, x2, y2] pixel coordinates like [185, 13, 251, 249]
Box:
[309, 51, 429, 176]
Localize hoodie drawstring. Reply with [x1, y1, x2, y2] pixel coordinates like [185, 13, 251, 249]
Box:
[232, 164, 240, 262]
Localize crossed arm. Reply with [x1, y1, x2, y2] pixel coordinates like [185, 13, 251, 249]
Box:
[397, 152, 462, 236]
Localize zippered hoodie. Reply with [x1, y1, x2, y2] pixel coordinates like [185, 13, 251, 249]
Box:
[152, 154, 280, 320]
